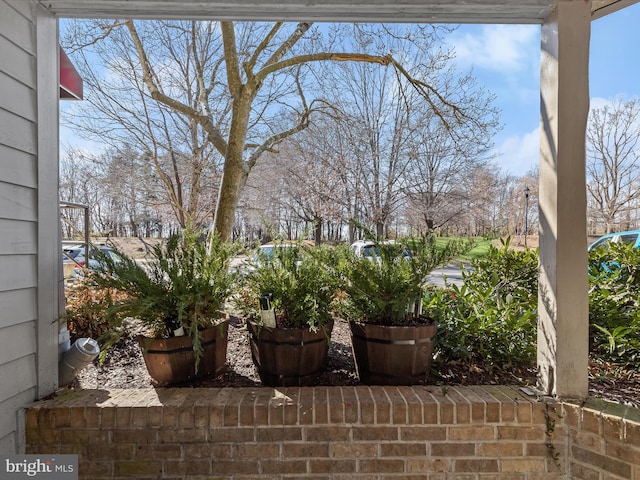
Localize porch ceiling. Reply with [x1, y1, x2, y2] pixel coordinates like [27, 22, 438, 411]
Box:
[38, 0, 640, 23]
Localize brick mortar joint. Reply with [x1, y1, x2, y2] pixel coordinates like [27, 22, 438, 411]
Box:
[26, 389, 640, 443]
[32, 386, 538, 407]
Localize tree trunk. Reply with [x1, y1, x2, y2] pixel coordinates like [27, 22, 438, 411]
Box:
[314, 217, 322, 245]
[212, 95, 252, 240]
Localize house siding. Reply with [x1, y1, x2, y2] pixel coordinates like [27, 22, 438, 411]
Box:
[0, 0, 57, 453]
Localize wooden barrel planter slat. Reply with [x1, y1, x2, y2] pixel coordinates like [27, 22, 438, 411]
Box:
[137, 321, 229, 385]
[349, 320, 437, 385]
[247, 319, 333, 387]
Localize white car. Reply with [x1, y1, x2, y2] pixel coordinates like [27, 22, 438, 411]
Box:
[350, 240, 410, 261]
[239, 242, 300, 274]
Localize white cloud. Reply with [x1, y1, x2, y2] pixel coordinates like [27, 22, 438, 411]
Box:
[590, 96, 615, 111]
[494, 95, 639, 177]
[451, 25, 539, 75]
[494, 127, 540, 176]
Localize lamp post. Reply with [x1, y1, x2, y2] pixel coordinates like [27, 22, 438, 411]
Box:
[524, 186, 530, 248]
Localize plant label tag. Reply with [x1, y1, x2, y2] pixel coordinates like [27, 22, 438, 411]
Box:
[173, 326, 185, 337]
[259, 293, 276, 327]
[406, 298, 423, 317]
[260, 308, 276, 328]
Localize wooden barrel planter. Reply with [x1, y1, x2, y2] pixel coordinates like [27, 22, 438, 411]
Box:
[349, 319, 437, 385]
[137, 321, 229, 385]
[247, 319, 334, 387]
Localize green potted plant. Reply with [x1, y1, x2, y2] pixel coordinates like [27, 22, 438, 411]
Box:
[71, 229, 238, 385]
[339, 235, 469, 385]
[236, 242, 340, 387]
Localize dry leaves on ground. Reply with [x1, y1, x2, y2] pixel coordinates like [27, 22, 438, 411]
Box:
[71, 316, 640, 409]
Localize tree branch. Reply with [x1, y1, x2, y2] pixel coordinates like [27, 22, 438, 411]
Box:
[244, 113, 311, 174]
[245, 22, 284, 75]
[255, 50, 475, 132]
[221, 21, 242, 97]
[262, 22, 314, 68]
[245, 67, 314, 173]
[126, 20, 229, 156]
[255, 52, 390, 82]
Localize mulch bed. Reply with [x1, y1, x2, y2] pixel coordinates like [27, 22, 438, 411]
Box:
[71, 316, 640, 409]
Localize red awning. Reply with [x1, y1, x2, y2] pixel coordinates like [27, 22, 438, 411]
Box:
[59, 46, 83, 100]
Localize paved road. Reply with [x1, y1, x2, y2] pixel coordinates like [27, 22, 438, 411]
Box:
[428, 264, 469, 287]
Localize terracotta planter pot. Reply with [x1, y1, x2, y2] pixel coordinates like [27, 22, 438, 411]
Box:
[349, 319, 437, 385]
[247, 319, 334, 387]
[137, 321, 228, 385]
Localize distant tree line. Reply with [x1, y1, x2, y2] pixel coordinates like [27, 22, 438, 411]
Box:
[59, 141, 538, 243]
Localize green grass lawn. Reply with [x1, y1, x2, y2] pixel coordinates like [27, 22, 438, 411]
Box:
[436, 236, 492, 264]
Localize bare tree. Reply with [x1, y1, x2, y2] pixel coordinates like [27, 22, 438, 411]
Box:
[97, 146, 160, 236]
[285, 114, 371, 243]
[240, 24, 499, 243]
[63, 21, 497, 240]
[334, 63, 412, 238]
[404, 117, 495, 234]
[587, 99, 640, 234]
[318, 25, 499, 238]
[239, 112, 365, 244]
[59, 148, 103, 238]
[62, 22, 225, 230]
[455, 167, 538, 238]
[272, 133, 349, 244]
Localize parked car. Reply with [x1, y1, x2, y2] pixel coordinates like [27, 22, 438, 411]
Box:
[238, 242, 301, 275]
[588, 230, 640, 277]
[63, 244, 126, 280]
[62, 243, 90, 278]
[350, 240, 410, 261]
[62, 243, 88, 263]
[253, 243, 297, 262]
[350, 240, 380, 259]
[588, 230, 640, 251]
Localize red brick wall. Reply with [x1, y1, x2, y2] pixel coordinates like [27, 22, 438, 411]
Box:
[25, 386, 640, 479]
[564, 398, 640, 479]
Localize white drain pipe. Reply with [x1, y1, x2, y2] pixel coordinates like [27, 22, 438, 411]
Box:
[58, 338, 100, 387]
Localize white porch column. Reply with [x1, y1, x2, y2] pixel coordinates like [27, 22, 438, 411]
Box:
[36, 7, 61, 397]
[538, 0, 591, 399]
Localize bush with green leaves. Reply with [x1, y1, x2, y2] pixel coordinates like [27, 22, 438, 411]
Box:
[425, 238, 538, 365]
[338, 235, 472, 325]
[588, 242, 640, 364]
[236, 243, 341, 331]
[424, 236, 640, 369]
[68, 229, 239, 365]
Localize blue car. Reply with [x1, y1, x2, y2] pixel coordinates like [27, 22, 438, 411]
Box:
[588, 230, 640, 277]
[588, 230, 640, 251]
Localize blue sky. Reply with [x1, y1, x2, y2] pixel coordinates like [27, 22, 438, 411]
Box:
[450, 3, 640, 176]
[61, 8, 640, 177]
